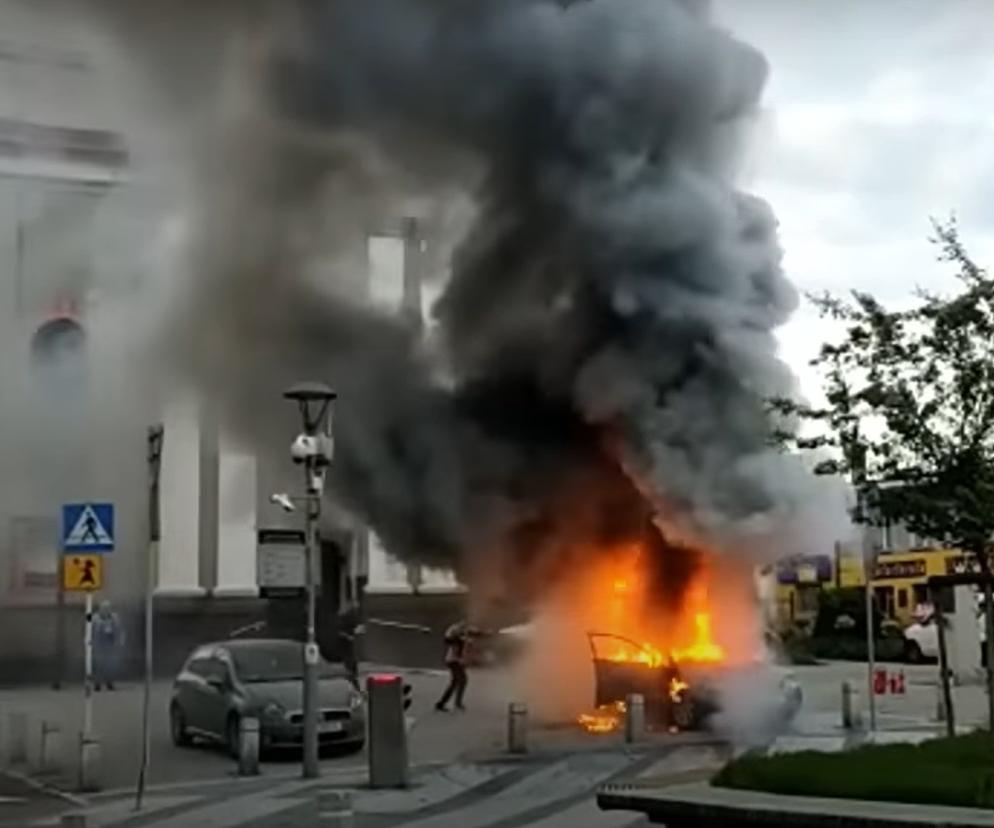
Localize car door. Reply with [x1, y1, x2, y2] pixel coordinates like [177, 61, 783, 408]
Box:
[172, 653, 206, 728]
[178, 655, 215, 734]
[199, 654, 234, 739]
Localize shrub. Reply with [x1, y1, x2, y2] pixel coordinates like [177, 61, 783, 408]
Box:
[714, 732, 994, 809]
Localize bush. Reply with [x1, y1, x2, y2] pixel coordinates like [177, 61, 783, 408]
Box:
[713, 731, 994, 809]
[813, 587, 884, 639]
[808, 635, 905, 663]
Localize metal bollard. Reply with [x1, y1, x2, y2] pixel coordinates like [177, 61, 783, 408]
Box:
[238, 717, 260, 776]
[624, 694, 645, 743]
[841, 681, 862, 731]
[316, 790, 354, 827]
[507, 703, 528, 754]
[5, 712, 27, 766]
[935, 683, 947, 723]
[78, 732, 102, 792]
[60, 813, 88, 828]
[38, 721, 64, 774]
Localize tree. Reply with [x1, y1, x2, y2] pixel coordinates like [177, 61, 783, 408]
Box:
[771, 218, 994, 735]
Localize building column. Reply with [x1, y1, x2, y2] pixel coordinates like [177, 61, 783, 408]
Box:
[198, 403, 219, 593]
[158, 393, 205, 596]
[214, 430, 258, 597]
[365, 531, 413, 594]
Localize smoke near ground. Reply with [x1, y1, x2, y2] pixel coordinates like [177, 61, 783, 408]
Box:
[86, 0, 844, 607]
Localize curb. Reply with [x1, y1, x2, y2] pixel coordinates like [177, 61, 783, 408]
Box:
[3, 769, 87, 808]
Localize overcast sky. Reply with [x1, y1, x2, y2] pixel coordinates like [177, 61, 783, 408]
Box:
[715, 0, 994, 401]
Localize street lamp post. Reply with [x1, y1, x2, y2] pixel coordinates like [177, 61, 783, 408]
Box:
[284, 382, 336, 780]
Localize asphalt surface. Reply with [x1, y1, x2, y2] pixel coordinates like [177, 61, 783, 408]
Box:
[0, 669, 465, 793]
[0, 659, 971, 827]
[0, 771, 72, 827]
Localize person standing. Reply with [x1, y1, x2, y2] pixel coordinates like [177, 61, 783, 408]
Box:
[93, 600, 123, 691]
[435, 620, 479, 712]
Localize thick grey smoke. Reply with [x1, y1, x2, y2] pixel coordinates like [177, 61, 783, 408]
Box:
[92, 0, 831, 601]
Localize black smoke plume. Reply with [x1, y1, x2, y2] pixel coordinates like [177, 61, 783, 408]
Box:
[93, 0, 828, 604]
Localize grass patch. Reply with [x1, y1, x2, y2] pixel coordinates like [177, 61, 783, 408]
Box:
[713, 732, 994, 809]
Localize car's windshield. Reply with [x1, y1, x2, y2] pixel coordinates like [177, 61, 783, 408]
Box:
[231, 643, 344, 682]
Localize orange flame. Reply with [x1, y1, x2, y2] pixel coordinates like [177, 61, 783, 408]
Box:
[668, 675, 689, 703]
[575, 545, 730, 733]
[671, 612, 725, 664]
[576, 700, 626, 733]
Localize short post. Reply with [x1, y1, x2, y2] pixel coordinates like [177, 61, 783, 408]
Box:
[367, 675, 408, 788]
[78, 732, 102, 792]
[238, 717, 260, 776]
[60, 813, 88, 828]
[841, 681, 862, 731]
[507, 702, 528, 754]
[624, 694, 644, 744]
[38, 721, 63, 774]
[316, 790, 353, 827]
[935, 682, 948, 724]
[5, 712, 27, 765]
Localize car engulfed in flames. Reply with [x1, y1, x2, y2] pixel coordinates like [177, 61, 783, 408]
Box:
[581, 632, 723, 732]
[572, 550, 801, 735]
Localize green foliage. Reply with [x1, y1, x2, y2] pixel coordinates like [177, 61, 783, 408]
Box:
[807, 635, 905, 663]
[772, 219, 994, 560]
[812, 587, 877, 638]
[713, 731, 994, 808]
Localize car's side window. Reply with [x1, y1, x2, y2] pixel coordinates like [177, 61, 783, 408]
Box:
[204, 657, 231, 686]
[186, 658, 211, 679]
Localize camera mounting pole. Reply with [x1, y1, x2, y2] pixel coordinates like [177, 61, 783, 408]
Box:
[283, 382, 336, 780]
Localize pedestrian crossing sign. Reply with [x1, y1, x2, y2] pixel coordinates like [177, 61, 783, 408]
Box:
[64, 555, 103, 592]
[62, 503, 114, 553]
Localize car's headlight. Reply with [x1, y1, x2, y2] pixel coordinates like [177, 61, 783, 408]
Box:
[262, 702, 285, 720]
[349, 691, 365, 711]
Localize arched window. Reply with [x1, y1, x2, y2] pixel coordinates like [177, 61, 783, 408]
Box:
[30, 316, 87, 403]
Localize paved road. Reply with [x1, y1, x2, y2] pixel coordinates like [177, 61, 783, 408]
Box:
[0, 771, 70, 828]
[29, 743, 721, 828]
[0, 659, 970, 801]
[0, 669, 480, 793]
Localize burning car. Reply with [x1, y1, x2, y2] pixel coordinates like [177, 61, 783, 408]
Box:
[582, 631, 802, 734]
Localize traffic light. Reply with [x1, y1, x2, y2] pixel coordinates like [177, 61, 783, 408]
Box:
[403, 682, 413, 711]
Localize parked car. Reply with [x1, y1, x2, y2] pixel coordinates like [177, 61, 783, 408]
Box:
[169, 638, 365, 755]
[903, 610, 986, 663]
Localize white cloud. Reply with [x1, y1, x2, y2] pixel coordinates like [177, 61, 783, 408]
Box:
[716, 0, 994, 400]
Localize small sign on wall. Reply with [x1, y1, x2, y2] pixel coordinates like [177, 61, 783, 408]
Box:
[257, 528, 313, 598]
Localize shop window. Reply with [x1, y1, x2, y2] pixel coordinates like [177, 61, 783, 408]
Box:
[797, 586, 820, 614]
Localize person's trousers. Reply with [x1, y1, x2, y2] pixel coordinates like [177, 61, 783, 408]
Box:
[94, 648, 118, 689]
[437, 663, 468, 708]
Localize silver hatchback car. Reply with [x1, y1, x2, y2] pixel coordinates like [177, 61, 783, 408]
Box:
[169, 638, 366, 755]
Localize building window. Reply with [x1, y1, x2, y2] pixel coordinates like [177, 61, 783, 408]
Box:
[897, 589, 908, 609]
[797, 586, 820, 615]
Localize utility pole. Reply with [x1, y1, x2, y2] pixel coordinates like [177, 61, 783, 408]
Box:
[135, 425, 164, 810]
[284, 383, 336, 780]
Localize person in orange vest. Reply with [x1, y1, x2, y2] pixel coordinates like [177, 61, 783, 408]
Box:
[435, 620, 481, 712]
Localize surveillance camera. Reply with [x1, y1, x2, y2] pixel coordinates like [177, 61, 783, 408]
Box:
[290, 433, 318, 463]
[290, 432, 334, 464]
[269, 493, 296, 513]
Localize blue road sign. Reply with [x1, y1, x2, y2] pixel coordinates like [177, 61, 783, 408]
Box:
[62, 503, 115, 553]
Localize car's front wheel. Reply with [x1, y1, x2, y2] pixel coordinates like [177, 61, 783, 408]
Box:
[170, 703, 191, 747]
[671, 697, 697, 730]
